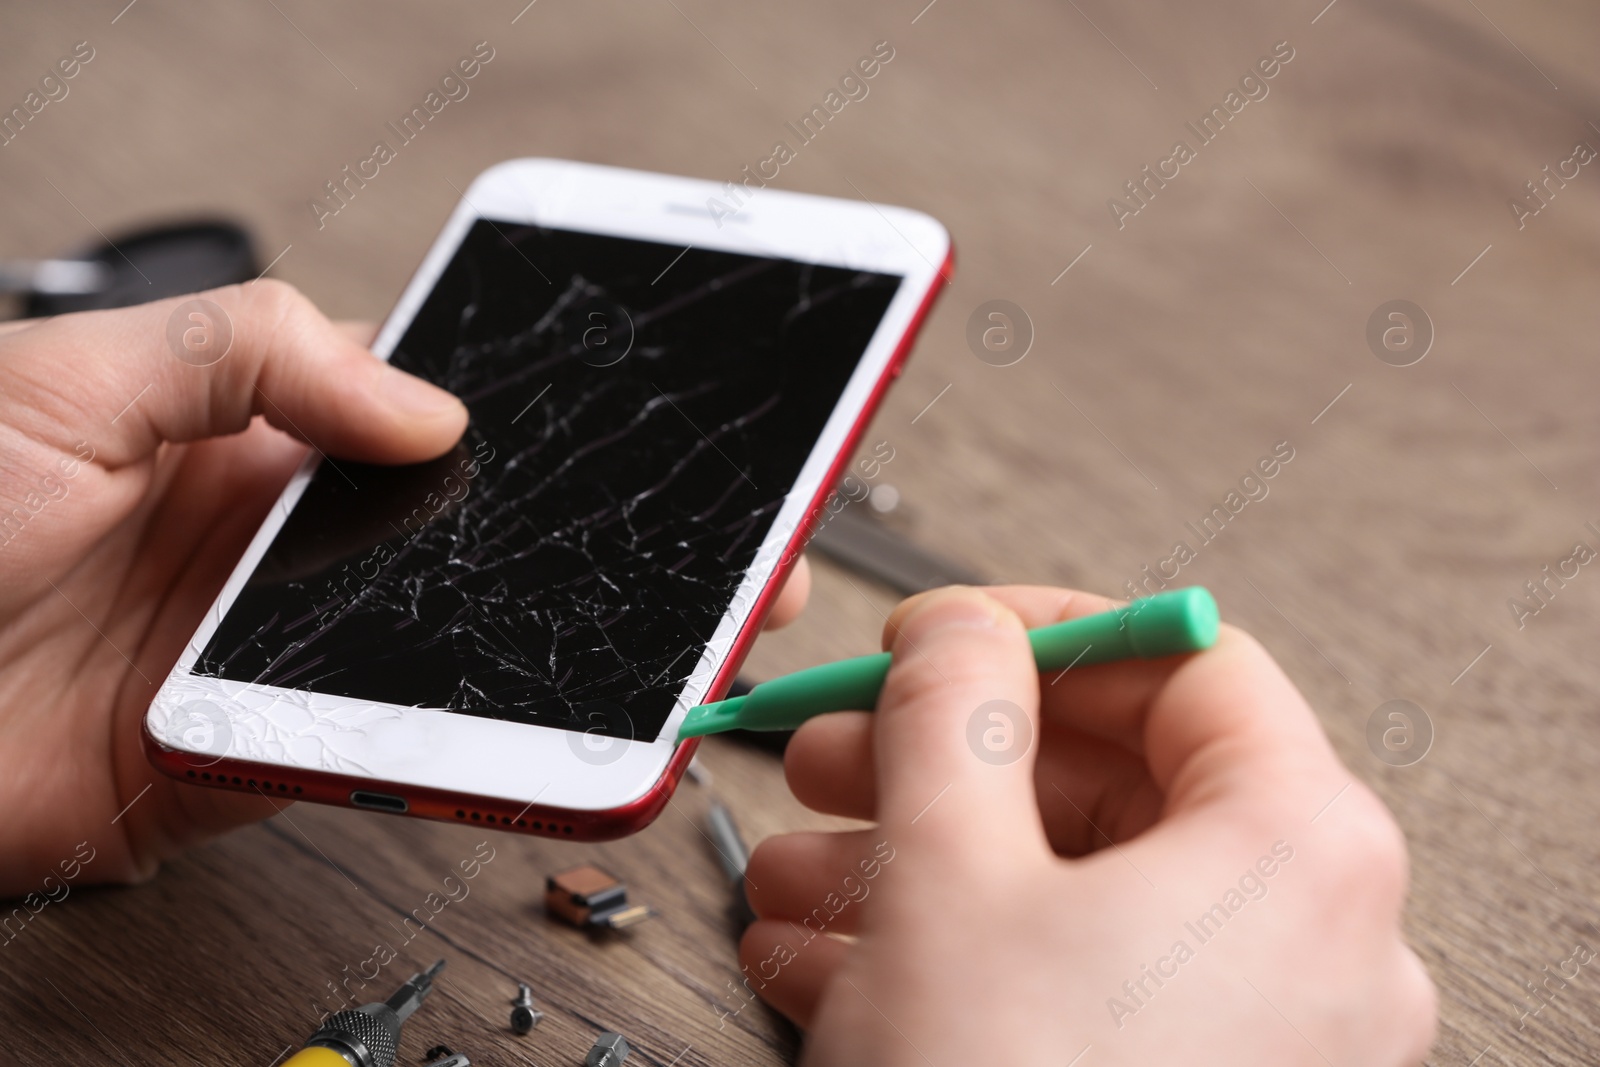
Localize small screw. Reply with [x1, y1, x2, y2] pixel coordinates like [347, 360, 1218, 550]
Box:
[586, 1032, 630, 1067]
[510, 982, 544, 1034]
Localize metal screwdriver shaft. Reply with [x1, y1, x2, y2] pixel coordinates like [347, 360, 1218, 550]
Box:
[285, 960, 446, 1067]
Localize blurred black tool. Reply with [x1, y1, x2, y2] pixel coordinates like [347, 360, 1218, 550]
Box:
[809, 503, 984, 596]
[21, 218, 258, 317]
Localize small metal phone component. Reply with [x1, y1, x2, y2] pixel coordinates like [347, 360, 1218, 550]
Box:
[546, 865, 652, 931]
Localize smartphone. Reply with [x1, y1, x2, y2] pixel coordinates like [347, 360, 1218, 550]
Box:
[142, 159, 951, 839]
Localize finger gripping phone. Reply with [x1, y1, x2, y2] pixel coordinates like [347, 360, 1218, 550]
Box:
[143, 159, 950, 839]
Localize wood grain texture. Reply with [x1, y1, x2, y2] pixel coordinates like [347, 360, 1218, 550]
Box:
[2, 0, 1600, 1063]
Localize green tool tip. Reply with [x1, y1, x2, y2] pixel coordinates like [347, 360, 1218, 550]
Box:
[678, 694, 748, 740]
[1126, 587, 1219, 657]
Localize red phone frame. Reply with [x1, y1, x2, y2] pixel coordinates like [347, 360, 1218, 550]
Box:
[144, 245, 954, 841]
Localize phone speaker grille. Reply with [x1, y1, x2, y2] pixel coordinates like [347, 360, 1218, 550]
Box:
[186, 769, 301, 795]
[454, 808, 573, 835]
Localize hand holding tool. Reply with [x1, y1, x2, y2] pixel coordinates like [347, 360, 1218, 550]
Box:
[679, 587, 1219, 739]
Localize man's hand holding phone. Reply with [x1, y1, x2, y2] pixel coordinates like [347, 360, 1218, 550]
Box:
[0, 278, 808, 893]
[742, 586, 1437, 1066]
[0, 282, 465, 893]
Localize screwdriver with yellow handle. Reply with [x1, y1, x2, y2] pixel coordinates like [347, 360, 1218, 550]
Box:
[284, 960, 446, 1067]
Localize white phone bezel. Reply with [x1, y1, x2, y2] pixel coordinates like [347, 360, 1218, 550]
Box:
[145, 158, 949, 812]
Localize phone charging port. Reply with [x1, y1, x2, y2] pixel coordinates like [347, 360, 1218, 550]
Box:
[350, 790, 409, 814]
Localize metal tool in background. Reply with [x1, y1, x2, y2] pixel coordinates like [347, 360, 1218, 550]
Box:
[0, 259, 112, 295]
[285, 960, 445, 1067]
[807, 495, 984, 597]
[705, 799, 757, 929]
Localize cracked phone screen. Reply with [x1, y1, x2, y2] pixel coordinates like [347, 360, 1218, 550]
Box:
[194, 219, 902, 741]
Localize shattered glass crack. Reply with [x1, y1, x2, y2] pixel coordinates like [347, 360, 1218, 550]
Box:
[196, 221, 901, 740]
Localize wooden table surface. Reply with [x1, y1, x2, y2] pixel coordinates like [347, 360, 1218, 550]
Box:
[4, 1, 1600, 1063]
